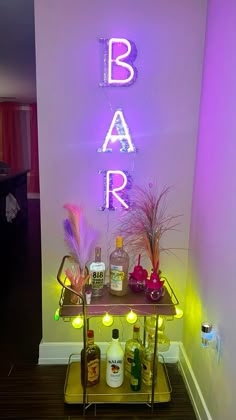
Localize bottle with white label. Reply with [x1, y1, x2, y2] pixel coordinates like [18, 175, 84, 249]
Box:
[90, 247, 105, 297]
[109, 236, 129, 296]
[106, 328, 124, 388]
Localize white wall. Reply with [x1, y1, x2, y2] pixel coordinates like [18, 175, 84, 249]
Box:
[183, 0, 236, 418]
[34, 0, 206, 344]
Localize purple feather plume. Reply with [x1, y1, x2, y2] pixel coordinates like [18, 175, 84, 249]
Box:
[63, 206, 99, 268]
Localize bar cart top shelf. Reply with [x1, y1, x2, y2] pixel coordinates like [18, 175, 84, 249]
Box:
[57, 256, 179, 318]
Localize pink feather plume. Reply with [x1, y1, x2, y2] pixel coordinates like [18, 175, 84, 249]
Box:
[63, 204, 98, 269]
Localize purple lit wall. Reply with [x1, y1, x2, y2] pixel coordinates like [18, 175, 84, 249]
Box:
[183, 1, 236, 418]
[34, 0, 207, 347]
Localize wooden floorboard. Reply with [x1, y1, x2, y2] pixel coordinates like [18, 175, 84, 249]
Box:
[0, 362, 196, 419]
[0, 199, 197, 419]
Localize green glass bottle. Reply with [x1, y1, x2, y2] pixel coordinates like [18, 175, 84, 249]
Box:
[130, 348, 142, 391]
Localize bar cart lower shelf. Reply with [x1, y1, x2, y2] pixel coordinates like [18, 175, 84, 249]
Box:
[64, 356, 171, 405]
[56, 255, 178, 413]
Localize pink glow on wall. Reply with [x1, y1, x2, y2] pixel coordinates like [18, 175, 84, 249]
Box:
[100, 37, 137, 86]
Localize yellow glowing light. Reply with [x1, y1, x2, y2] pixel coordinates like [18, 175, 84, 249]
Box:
[54, 308, 60, 321]
[102, 312, 114, 327]
[72, 316, 84, 329]
[126, 310, 138, 324]
[158, 315, 164, 329]
[174, 306, 184, 319]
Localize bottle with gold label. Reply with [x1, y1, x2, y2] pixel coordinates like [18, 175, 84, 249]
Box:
[81, 329, 100, 387]
[109, 236, 129, 296]
[142, 333, 158, 387]
[124, 324, 144, 377]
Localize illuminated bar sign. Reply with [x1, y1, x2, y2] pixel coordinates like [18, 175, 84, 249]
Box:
[98, 37, 138, 210]
[100, 37, 138, 87]
[98, 109, 136, 153]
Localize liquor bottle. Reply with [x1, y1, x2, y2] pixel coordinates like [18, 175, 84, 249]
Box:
[130, 348, 142, 391]
[124, 324, 144, 377]
[90, 247, 105, 297]
[142, 333, 158, 387]
[81, 329, 101, 387]
[109, 236, 129, 296]
[106, 328, 124, 388]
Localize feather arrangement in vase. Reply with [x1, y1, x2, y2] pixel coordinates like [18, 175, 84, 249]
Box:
[118, 183, 181, 289]
[63, 204, 98, 296]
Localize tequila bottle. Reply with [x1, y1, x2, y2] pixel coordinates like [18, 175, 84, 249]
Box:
[109, 236, 129, 296]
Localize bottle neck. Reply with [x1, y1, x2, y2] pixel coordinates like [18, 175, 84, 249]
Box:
[133, 331, 141, 341]
[147, 336, 155, 350]
[95, 247, 101, 263]
[133, 349, 140, 362]
[87, 337, 94, 346]
[116, 236, 123, 250]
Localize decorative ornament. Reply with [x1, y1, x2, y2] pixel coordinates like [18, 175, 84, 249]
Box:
[144, 263, 165, 302]
[128, 254, 148, 292]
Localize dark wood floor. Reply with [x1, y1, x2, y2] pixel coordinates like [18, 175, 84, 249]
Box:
[0, 199, 196, 419]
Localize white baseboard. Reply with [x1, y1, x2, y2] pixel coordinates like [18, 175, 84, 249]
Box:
[38, 340, 180, 365]
[179, 343, 212, 420]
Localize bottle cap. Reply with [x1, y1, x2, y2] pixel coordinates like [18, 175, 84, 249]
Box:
[133, 324, 140, 332]
[112, 328, 119, 339]
[87, 329, 94, 338]
[116, 236, 123, 248]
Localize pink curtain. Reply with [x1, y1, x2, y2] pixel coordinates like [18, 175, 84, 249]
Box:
[0, 102, 22, 169]
[0, 102, 40, 194]
[28, 103, 40, 194]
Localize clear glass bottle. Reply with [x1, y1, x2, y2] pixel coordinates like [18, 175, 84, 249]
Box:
[89, 247, 105, 297]
[81, 329, 101, 387]
[109, 236, 129, 296]
[124, 324, 144, 377]
[142, 333, 158, 387]
[130, 348, 142, 391]
[106, 328, 124, 388]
